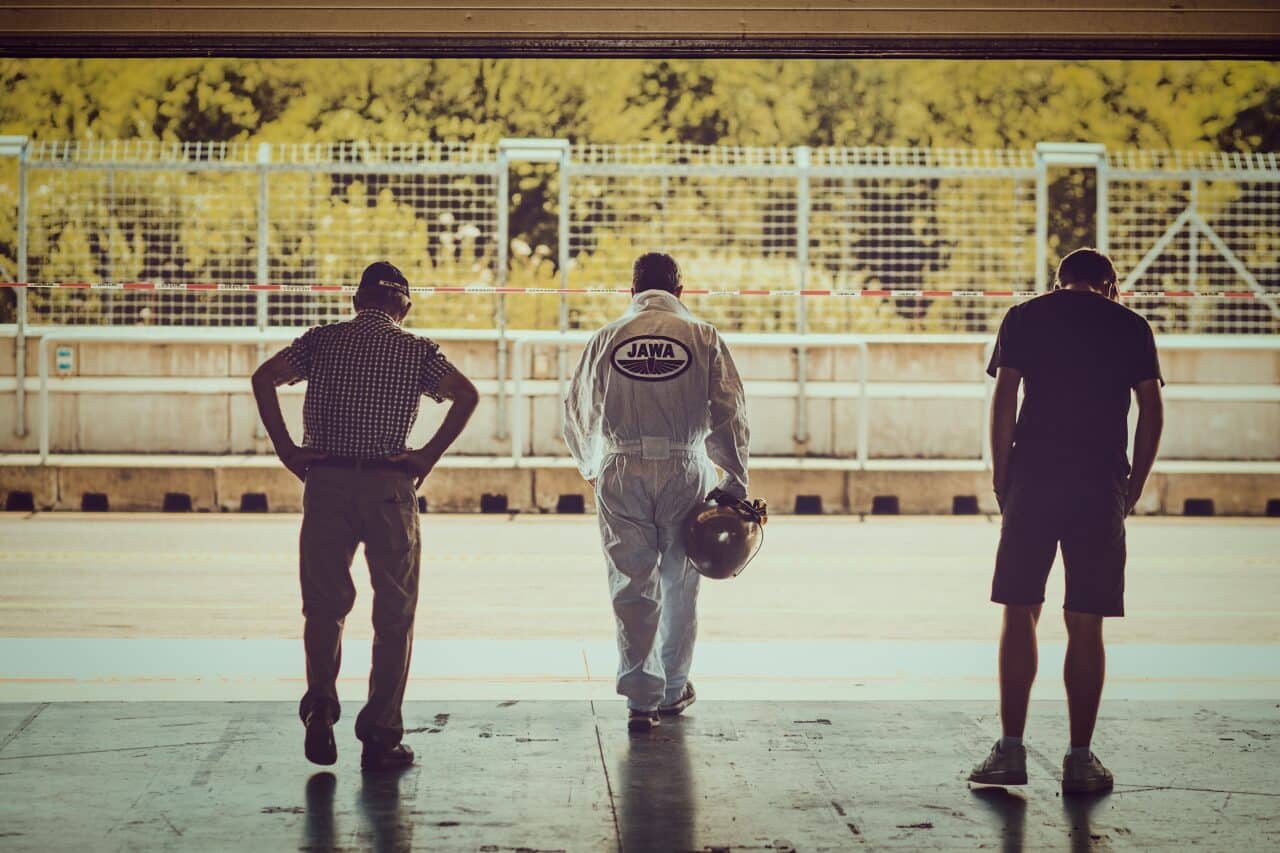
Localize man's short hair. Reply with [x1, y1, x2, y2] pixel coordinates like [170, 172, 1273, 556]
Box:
[354, 260, 411, 316]
[1056, 248, 1118, 292]
[632, 252, 681, 294]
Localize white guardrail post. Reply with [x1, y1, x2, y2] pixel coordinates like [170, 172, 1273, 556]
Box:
[510, 336, 527, 465]
[856, 339, 870, 468]
[37, 331, 54, 464]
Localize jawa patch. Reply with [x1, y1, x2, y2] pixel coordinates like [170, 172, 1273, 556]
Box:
[610, 335, 692, 381]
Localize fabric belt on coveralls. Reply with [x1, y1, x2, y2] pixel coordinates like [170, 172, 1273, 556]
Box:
[605, 438, 705, 461]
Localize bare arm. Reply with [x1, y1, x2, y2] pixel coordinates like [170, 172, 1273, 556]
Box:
[391, 370, 480, 488]
[251, 353, 326, 481]
[1127, 378, 1164, 514]
[989, 366, 1022, 510]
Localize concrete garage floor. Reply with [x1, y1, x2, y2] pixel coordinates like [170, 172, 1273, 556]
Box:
[1, 514, 1278, 849]
[0, 700, 1277, 851]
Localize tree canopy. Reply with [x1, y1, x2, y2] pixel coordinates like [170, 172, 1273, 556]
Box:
[2, 58, 1276, 151]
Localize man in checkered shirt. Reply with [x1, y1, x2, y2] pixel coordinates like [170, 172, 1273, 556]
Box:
[252, 261, 479, 772]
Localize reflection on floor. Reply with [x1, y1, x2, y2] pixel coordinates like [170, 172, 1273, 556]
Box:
[1, 701, 1276, 851]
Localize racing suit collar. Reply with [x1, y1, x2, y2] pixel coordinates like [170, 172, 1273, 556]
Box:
[627, 289, 691, 318]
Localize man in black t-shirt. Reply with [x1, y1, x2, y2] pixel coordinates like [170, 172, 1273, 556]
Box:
[968, 248, 1164, 795]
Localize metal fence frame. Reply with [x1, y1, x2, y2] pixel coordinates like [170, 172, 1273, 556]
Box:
[1104, 149, 1280, 316]
[5, 137, 1280, 443]
[7, 139, 1276, 330]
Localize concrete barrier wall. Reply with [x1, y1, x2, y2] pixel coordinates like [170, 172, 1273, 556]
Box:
[4, 460, 1278, 516]
[2, 331, 1278, 461]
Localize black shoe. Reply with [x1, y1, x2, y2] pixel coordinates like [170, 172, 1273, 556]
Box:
[361, 742, 415, 772]
[659, 682, 696, 717]
[304, 710, 337, 766]
[628, 709, 661, 733]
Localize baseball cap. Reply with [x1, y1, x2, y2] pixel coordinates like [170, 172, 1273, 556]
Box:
[358, 261, 410, 297]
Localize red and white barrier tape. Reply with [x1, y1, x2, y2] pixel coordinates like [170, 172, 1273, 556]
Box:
[0, 282, 1268, 299]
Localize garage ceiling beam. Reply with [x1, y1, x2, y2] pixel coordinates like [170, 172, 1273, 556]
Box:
[3, 1, 1279, 58]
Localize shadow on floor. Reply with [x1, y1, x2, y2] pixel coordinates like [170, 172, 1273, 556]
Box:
[971, 786, 1027, 852]
[618, 719, 696, 852]
[971, 782, 1115, 852]
[304, 767, 416, 853]
[1063, 789, 1114, 853]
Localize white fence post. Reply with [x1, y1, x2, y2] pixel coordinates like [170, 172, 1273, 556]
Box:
[1034, 148, 1049, 292]
[1188, 178, 1199, 291]
[1096, 148, 1110, 255]
[495, 146, 510, 442]
[558, 144, 571, 438]
[253, 143, 271, 440]
[794, 145, 811, 445]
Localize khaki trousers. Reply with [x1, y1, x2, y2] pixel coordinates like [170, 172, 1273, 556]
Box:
[297, 466, 421, 747]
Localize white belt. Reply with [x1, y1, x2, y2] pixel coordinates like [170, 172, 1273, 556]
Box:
[605, 437, 704, 461]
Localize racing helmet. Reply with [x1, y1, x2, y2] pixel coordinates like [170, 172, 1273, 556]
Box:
[683, 489, 768, 580]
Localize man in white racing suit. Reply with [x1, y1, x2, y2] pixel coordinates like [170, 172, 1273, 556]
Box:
[563, 252, 750, 732]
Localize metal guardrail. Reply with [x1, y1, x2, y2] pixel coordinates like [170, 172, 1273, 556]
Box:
[508, 332, 872, 467]
[34, 327, 504, 464]
[19, 327, 1280, 468]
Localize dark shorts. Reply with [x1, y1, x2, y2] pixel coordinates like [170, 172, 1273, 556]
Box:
[993, 450, 1128, 617]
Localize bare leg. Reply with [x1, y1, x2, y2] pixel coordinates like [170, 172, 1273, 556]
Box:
[999, 603, 1042, 738]
[1063, 610, 1106, 748]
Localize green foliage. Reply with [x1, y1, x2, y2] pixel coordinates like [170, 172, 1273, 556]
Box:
[5, 58, 1273, 155]
[0, 58, 1275, 331]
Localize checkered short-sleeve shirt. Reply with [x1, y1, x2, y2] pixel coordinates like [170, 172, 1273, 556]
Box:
[279, 309, 456, 458]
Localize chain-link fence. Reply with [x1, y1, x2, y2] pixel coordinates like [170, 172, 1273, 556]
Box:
[13, 140, 503, 329]
[3, 139, 1277, 334]
[1107, 150, 1280, 335]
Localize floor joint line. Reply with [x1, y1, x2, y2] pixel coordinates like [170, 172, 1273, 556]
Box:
[0, 701, 48, 755]
[589, 699, 623, 851]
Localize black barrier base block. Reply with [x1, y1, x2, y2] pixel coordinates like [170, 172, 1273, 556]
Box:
[1183, 498, 1215, 517]
[239, 493, 269, 513]
[163, 492, 193, 513]
[794, 495, 823, 515]
[480, 493, 509, 514]
[556, 494, 585, 514]
[81, 493, 110, 512]
[5, 491, 35, 512]
[871, 495, 900, 515]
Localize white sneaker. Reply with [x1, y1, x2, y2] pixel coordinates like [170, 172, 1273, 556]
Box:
[968, 740, 1028, 786]
[1062, 751, 1114, 794]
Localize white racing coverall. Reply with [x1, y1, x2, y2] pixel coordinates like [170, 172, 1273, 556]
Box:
[564, 289, 750, 711]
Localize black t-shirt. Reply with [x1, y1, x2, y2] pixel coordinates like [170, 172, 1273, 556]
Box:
[986, 289, 1163, 473]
